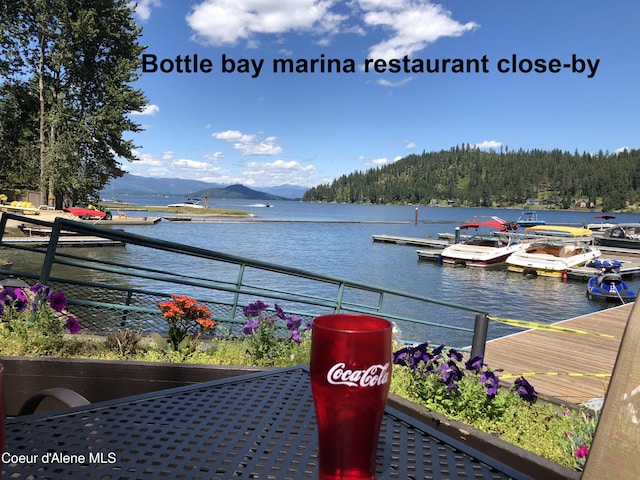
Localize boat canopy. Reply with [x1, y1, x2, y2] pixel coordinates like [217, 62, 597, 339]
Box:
[524, 225, 593, 237]
[461, 216, 514, 232]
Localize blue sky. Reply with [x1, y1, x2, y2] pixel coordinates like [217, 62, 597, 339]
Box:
[126, 1, 639, 188]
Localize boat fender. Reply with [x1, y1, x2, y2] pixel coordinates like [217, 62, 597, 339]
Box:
[523, 268, 537, 277]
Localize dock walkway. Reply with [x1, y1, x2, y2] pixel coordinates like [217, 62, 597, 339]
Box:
[483, 303, 635, 406]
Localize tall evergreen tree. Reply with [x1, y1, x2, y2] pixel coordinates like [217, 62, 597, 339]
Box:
[0, 0, 147, 206]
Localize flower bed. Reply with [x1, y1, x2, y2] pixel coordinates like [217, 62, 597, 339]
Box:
[0, 290, 592, 474]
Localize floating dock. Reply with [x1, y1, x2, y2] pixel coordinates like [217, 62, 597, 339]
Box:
[372, 234, 448, 248]
[1, 235, 125, 247]
[483, 303, 635, 405]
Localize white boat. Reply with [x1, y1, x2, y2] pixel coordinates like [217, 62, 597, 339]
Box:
[439, 218, 528, 267]
[586, 214, 617, 237]
[506, 225, 601, 278]
[167, 199, 204, 209]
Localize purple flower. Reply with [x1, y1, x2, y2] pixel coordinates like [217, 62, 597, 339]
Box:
[514, 376, 537, 403]
[439, 361, 463, 392]
[431, 344, 445, 357]
[30, 283, 52, 298]
[65, 316, 81, 334]
[290, 329, 302, 344]
[275, 304, 286, 320]
[393, 346, 411, 366]
[243, 317, 260, 335]
[480, 370, 500, 398]
[465, 355, 485, 373]
[285, 314, 302, 331]
[13, 288, 28, 312]
[49, 291, 67, 312]
[447, 348, 463, 362]
[242, 300, 269, 318]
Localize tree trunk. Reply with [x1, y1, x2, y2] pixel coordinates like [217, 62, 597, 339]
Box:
[38, 33, 47, 206]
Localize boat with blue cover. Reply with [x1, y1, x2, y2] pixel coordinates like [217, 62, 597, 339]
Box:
[515, 211, 546, 228]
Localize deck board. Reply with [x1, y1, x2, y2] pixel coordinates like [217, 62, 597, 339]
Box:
[483, 303, 634, 405]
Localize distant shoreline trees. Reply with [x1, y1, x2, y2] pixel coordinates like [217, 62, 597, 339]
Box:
[303, 146, 640, 212]
[0, 0, 147, 207]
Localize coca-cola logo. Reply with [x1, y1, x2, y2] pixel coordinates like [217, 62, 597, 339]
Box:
[326, 362, 390, 388]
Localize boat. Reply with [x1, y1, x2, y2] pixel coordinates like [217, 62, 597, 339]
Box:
[506, 225, 601, 278]
[167, 198, 204, 209]
[438, 217, 528, 267]
[586, 214, 617, 233]
[63, 207, 108, 220]
[594, 223, 640, 249]
[515, 211, 546, 228]
[586, 259, 636, 302]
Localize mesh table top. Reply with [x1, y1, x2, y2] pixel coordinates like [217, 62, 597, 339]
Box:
[3, 367, 528, 479]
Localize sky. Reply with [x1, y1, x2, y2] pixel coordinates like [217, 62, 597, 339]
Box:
[125, 1, 639, 188]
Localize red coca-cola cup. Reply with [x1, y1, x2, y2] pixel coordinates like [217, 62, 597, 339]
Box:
[310, 314, 392, 480]
[1, 363, 4, 466]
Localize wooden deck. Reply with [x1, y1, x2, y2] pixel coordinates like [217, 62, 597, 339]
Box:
[483, 302, 635, 406]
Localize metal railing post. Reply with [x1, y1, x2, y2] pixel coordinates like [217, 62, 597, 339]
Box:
[470, 314, 489, 359]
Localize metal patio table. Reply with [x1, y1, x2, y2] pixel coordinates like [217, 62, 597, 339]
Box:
[3, 366, 529, 479]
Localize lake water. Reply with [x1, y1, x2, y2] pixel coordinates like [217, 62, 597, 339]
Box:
[102, 197, 640, 345]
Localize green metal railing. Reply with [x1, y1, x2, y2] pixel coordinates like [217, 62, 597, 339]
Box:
[0, 213, 491, 351]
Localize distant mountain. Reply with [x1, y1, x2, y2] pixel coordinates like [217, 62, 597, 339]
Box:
[192, 184, 286, 201]
[101, 174, 308, 200]
[101, 174, 224, 196]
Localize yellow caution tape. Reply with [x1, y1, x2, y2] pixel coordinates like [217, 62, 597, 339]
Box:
[487, 316, 620, 340]
[500, 372, 611, 379]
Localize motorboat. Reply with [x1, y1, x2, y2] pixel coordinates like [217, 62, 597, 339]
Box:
[167, 199, 204, 209]
[439, 217, 527, 267]
[594, 223, 640, 249]
[586, 214, 617, 234]
[586, 259, 636, 303]
[506, 225, 601, 278]
[515, 210, 546, 228]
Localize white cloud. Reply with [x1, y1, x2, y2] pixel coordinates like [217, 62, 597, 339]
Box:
[615, 146, 630, 154]
[404, 140, 416, 149]
[475, 140, 502, 149]
[132, 151, 163, 166]
[212, 129, 283, 156]
[364, 155, 401, 167]
[186, 0, 345, 46]
[204, 152, 225, 161]
[185, 0, 477, 61]
[131, 104, 160, 116]
[131, 0, 162, 21]
[243, 159, 316, 186]
[362, 1, 479, 60]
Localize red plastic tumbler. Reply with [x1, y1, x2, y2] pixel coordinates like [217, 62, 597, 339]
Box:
[310, 314, 392, 480]
[1, 363, 4, 468]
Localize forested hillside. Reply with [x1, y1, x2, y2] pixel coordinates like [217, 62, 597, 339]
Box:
[303, 146, 640, 211]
